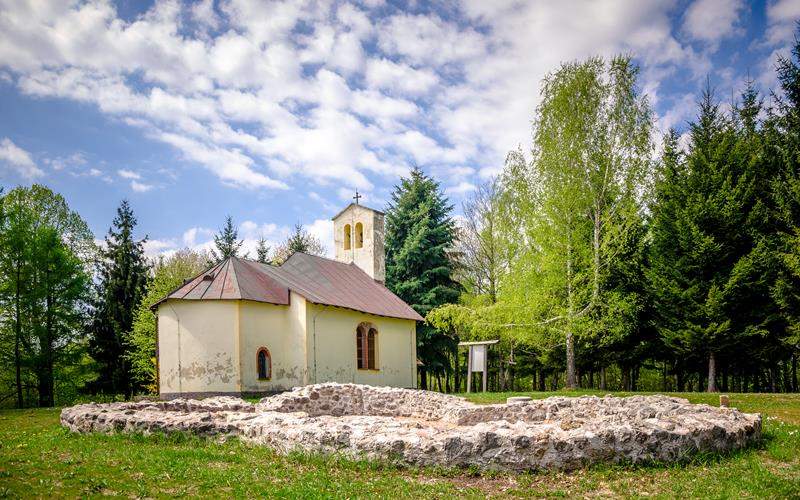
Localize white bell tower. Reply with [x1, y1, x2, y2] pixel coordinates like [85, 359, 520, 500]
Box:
[332, 193, 385, 283]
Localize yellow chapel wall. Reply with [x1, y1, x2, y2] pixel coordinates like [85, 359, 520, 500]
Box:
[157, 299, 241, 396]
[305, 303, 417, 388]
[238, 292, 308, 393]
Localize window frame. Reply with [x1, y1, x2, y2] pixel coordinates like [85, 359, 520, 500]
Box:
[256, 347, 272, 381]
[356, 322, 379, 371]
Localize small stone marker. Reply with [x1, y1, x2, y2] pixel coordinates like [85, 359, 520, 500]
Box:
[720, 394, 730, 408]
[507, 396, 532, 404]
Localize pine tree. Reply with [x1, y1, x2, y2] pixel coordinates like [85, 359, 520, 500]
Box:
[255, 237, 271, 264]
[385, 167, 460, 389]
[89, 200, 149, 397]
[210, 215, 244, 263]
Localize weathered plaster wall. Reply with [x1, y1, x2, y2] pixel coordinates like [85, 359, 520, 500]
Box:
[238, 293, 308, 392]
[158, 300, 240, 396]
[306, 303, 416, 388]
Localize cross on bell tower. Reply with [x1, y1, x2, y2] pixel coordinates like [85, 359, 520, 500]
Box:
[353, 190, 361, 205]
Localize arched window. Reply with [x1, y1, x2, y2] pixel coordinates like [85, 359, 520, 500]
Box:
[356, 323, 378, 370]
[257, 347, 271, 380]
[344, 224, 352, 250]
[355, 222, 364, 248]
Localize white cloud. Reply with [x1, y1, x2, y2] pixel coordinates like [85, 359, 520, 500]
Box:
[306, 218, 334, 257]
[118, 168, 141, 180]
[0, 0, 723, 201]
[445, 181, 476, 196]
[765, 0, 800, 46]
[0, 137, 43, 178]
[131, 180, 154, 192]
[682, 0, 745, 45]
[143, 238, 178, 258]
[365, 58, 438, 95]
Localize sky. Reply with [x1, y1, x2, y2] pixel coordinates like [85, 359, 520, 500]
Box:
[0, 0, 799, 258]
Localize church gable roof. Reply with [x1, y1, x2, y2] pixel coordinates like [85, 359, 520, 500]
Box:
[155, 254, 422, 322]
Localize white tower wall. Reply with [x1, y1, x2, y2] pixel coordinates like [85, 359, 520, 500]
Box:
[332, 203, 385, 283]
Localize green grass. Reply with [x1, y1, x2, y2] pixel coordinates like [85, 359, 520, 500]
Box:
[0, 392, 798, 498]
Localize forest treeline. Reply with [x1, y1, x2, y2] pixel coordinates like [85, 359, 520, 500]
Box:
[0, 191, 327, 407]
[1, 28, 799, 407]
[427, 30, 800, 394]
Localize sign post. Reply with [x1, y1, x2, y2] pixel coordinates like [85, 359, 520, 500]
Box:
[459, 340, 499, 393]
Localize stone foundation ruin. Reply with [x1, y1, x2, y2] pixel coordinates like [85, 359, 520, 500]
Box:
[60, 383, 762, 471]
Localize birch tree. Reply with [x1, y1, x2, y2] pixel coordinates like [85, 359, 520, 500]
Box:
[499, 56, 653, 388]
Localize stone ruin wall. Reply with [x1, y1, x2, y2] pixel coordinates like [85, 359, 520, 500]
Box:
[61, 383, 763, 472]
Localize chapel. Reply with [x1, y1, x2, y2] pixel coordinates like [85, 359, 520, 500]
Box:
[153, 202, 421, 399]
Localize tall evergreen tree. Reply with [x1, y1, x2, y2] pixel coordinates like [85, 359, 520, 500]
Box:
[89, 200, 149, 397]
[255, 237, 271, 264]
[650, 84, 765, 392]
[768, 26, 800, 390]
[210, 215, 244, 263]
[385, 167, 460, 389]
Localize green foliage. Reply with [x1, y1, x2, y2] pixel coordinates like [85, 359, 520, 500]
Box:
[272, 223, 325, 264]
[209, 215, 244, 264]
[127, 249, 208, 393]
[89, 200, 149, 397]
[495, 55, 653, 387]
[0, 185, 93, 407]
[255, 236, 271, 264]
[385, 167, 460, 389]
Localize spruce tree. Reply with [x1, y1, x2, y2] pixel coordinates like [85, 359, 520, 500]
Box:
[89, 200, 149, 397]
[255, 237, 271, 264]
[384, 167, 460, 389]
[649, 85, 764, 392]
[768, 26, 800, 390]
[210, 215, 244, 263]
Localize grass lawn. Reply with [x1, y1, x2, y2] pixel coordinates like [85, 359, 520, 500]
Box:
[0, 391, 798, 498]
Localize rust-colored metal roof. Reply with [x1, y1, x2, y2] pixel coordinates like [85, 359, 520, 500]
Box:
[154, 254, 422, 321]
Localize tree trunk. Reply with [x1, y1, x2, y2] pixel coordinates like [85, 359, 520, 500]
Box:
[454, 346, 461, 393]
[419, 368, 427, 390]
[538, 370, 546, 391]
[722, 366, 728, 393]
[707, 353, 717, 392]
[621, 367, 630, 391]
[39, 286, 55, 407]
[793, 354, 798, 393]
[14, 263, 23, 409]
[599, 366, 607, 390]
[676, 367, 685, 392]
[565, 236, 577, 390]
[565, 332, 576, 389]
[770, 366, 777, 393]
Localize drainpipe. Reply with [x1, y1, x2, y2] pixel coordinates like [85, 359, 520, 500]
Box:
[167, 302, 182, 395]
[311, 305, 331, 384]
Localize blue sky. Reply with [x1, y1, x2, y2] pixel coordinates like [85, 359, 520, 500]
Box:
[0, 0, 798, 258]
